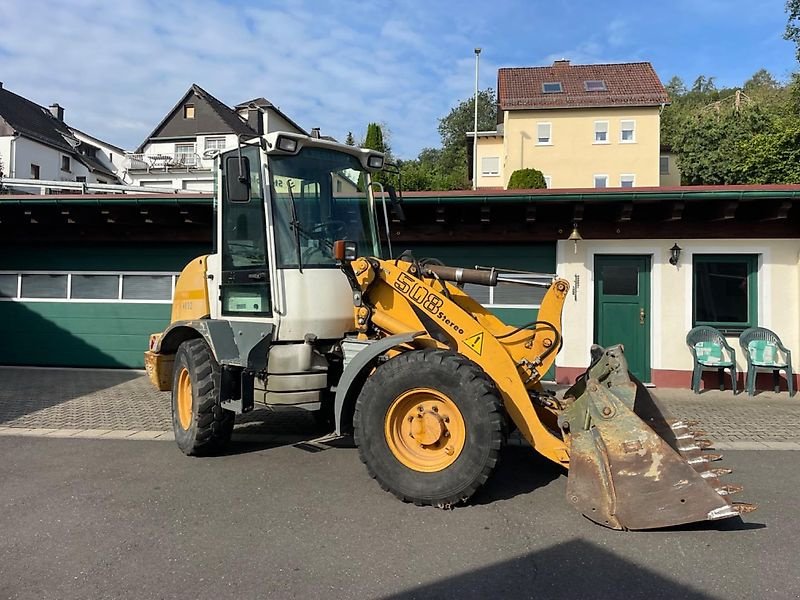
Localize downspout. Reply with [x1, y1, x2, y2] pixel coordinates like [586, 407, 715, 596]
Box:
[9, 132, 19, 178]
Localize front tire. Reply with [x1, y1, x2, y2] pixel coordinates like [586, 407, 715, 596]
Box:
[354, 349, 503, 507]
[171, 338, 234, 456]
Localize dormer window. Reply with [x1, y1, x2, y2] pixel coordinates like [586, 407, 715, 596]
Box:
[183, 104, 195, 119]
[584, 80, 607, 92]
[542, 82, 563, 93]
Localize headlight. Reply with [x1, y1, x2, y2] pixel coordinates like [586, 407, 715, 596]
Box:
[367, 154, 384, 169]
[276, 136, 298, 153]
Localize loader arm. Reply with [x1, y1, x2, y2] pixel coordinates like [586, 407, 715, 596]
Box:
[342, 254, 757, 530]
[346, 255, 571, 466]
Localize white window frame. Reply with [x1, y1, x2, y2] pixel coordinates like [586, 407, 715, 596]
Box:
[593, 121, 609, 144]
[204, 137, 227, 151]
[536, 122, 552, 145]
[660, 155, 670, 175]
[0, 271, 178, 304]
[464, 273, 552, 309]
[544, 175, 552, 189]
[480, 156, 500, 177]
[594, 174, 609, 188]
[620, 120, 636, 143]
[620, 174, 635, 188]
[175, 143, 197, 167]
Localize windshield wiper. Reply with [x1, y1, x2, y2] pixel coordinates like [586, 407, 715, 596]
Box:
[285, 181, 304, 273]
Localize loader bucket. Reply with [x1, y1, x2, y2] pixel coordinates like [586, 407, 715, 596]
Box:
[558, 345, 756, 530]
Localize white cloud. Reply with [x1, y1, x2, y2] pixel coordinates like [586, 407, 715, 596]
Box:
[0, 0, 794, 159]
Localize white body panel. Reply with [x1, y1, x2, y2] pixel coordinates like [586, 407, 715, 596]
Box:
[272, 268, 354, 341]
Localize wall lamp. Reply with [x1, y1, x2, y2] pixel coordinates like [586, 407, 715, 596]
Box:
[669, 243, 682, 266]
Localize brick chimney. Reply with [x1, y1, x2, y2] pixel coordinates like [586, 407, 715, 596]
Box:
[49, 103, 65, 121]
[553, 59, 571, 67]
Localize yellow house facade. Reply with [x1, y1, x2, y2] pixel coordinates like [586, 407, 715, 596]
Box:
[472, 60, 670, 190]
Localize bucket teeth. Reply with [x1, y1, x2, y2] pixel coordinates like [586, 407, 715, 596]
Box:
[688, 453, 723, 465]
[715, 484, 744, 496]
[692, 430, 708, 437]
[732, 502, 758, 515]
[701, 467, 733, 479]
[707, 502, 757, 520]
[678, 439, 714, 452]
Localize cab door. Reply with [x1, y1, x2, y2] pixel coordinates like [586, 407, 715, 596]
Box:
[216, 145, 273, 320]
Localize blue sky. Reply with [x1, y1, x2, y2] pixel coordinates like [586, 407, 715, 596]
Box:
[0, 0, 796, 158]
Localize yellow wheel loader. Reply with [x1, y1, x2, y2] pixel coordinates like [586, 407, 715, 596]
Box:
[144, 132, 755, 530]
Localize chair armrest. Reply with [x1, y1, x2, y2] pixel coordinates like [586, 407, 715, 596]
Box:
[739, 344, 752, 364]
[719, 338, 736, 361]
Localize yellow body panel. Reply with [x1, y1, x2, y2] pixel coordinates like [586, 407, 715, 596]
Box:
[356, 258, 571, 465]
[171, 255, 211, 323]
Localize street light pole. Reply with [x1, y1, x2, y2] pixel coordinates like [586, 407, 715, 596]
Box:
[473, 47, 481, 191]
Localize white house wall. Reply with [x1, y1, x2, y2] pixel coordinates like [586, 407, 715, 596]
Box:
[265, 111, 302, 135]
[0, 136, 11, 176]
[555, 238, 800, 387]
[71, 130, 123, 175]
[11, 137, 93, 182]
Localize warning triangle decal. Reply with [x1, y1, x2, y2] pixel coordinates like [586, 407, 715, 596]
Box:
[464, 332, 484, 355]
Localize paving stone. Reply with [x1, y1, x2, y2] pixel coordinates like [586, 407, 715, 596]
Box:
[1, 367, 799, 445]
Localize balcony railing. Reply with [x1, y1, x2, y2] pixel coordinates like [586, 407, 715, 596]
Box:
[124, 152, 211, 172]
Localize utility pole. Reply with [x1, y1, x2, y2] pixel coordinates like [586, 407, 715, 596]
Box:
[473, 47, 481, 191]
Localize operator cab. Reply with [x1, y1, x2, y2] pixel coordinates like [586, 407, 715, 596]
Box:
[211, 132, 385, 341]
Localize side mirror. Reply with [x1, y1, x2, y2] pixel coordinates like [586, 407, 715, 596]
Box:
[386, 185, 406, 222]
[226, 156, 251, 202]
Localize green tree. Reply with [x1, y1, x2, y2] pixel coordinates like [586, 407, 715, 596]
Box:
[735, 115, 800, 183]
[359, 123, 391, 189]
[363, 122, 387, 153]
[665, 76, 687, 98]
[674, 104, 773, 184]
[437, 88, 497, 150]
[397, 88, 497, 191]
[744, 68, 780, 91]
[786, 0, 800, 62]
[507, 168, 547, 189]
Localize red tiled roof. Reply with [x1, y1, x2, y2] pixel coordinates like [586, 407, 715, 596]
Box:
[498, 60, 669, 111]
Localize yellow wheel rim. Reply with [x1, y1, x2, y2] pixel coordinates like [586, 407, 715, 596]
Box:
[176, 367, 193, 430]
[384, 388, 466, 472]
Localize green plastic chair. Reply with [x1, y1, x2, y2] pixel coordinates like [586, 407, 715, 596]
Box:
[739, 327, 795, 397]
[686, 326, 737, 394]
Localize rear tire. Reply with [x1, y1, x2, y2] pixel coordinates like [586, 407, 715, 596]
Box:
[354, 349, 503, 507]
[171, 338, 234, 456]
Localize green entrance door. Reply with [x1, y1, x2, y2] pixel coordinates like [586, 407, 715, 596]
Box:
[594, 255, 651, 382]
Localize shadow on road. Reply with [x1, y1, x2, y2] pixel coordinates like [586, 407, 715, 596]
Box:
[471, 445, 563, 505]
[382, 538, 717, 600]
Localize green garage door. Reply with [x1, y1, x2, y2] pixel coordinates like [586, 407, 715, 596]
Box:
[0, 243, 210, 368]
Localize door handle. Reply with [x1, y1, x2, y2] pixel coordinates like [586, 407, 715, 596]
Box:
[248, 272, 266, 281]
[639, 307, 646, 325]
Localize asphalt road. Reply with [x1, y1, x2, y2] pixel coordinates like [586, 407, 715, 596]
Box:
[0, 437, 797, 600]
